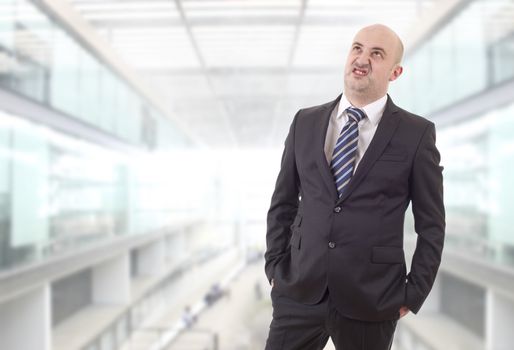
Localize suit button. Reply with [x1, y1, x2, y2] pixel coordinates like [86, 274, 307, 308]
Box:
[333, 206, 342, 213]
[328, 242, 336, 249]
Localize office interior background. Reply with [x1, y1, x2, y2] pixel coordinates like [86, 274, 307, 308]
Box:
[0, 0, 513, 349]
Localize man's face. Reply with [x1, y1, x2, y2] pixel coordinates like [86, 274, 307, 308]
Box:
[343, 26, 402, 99]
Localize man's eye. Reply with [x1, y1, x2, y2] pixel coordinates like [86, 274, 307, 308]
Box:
[373, 52, 383, 57]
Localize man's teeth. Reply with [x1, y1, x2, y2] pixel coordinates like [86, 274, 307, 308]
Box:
[353, 69, 367, 76]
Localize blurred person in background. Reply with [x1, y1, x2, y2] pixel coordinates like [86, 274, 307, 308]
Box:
[264, 24, 445, 350]
[182, 305, 196, 329]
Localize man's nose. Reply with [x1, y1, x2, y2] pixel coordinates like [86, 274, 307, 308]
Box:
[354, 54, 369, 66]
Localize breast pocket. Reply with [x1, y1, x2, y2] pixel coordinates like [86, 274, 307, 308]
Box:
[368, 154, 410, 191]
[377, 153, 407, 162]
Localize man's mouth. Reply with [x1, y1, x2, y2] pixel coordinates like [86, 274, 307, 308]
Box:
[352, 67, 369, 76]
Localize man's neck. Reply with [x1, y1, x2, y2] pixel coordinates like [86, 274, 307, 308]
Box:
[344, 91, 385, 108]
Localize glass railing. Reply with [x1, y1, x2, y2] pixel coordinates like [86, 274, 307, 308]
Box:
[0, 108, 197, 273]
[400, 100, 514, 272]
[391, 0, 514, 116]
[0, 0, 186, 149]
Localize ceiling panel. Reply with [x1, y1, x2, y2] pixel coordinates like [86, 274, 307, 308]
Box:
[104, 27, 200, 69]
[193, 25, 295, 68]
[67, 0, 438, 148]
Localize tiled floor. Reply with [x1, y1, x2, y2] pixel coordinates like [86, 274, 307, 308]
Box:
[167, 260, 271, 350]
[121, 255, 480, 350]
[120, 250, 241, 350]
[167, 260, 337, 350]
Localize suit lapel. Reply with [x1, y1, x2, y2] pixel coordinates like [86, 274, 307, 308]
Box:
[335, 95, 401, 205]
[315, 94, 341, 201]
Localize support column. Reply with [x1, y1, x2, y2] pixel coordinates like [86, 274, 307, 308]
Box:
[0, 285, 51, 350]
[486, 289, 514, 350]
[419, 276, 442, 313]
[166, 231, 187, 266]
[92, 253, 130, 304]
[137, 239, 165, 276]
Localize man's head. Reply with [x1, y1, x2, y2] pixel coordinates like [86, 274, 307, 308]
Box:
[343, 24, 404, 105]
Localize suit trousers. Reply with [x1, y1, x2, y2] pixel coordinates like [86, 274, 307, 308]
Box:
[265, 289, 398, 350]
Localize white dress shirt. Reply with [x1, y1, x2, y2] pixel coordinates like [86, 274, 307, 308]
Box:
[324, 94, 388, 171]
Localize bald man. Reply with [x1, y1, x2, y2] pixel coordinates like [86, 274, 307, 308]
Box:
[264, 24, 445, 350]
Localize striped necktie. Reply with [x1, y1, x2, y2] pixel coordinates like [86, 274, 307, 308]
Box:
[330, 107, 366, 198]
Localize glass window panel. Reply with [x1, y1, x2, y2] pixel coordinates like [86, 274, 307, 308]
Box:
[453, 2, 488, 100]
[0, 121, 11, 269]
[7, 1, 50, 101]
[115, 82, 130, 140]
[413, 44, 431, 115]
[125, 89, 142, 144]
[430, 24, 455, 109]
[0, 0, 15, 88]
[490, 34, 514, 85]
[0, 49, 15, 88]
[2, 0, 188, 148]
[11, 123, 49, 251]
[10, 52, 45, 100]
[0, 0, 15, 51]
[0, 109, 153, 272]
[487, 103, 514, 249]
[140, 106, 156, 149]
[439, 100, 514, 267]
[77, 51, 101, 124]
[50, 30, 79, 115]
[14, 0, 53, 67]
[394, 0, 513, 115]
[97, 63, 111, 131]
[98, 69, 118, 133]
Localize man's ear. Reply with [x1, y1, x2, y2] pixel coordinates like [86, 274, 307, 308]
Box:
[389, 65, 403, 81]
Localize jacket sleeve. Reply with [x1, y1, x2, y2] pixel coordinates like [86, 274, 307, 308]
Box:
[264, 110, 301, 283]
[405, 122, 445, 313]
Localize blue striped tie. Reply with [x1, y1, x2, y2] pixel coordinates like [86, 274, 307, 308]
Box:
[330, 107, 366, 198]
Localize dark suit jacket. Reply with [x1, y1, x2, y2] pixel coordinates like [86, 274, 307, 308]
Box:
[265, 94, 445, 322]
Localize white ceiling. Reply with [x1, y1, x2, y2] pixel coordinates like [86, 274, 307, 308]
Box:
[67, 0, 437, 148]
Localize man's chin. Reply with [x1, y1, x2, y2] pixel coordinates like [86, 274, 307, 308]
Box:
[344, 83, 369, 94]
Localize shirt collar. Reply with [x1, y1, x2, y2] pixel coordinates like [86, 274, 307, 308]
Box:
[336, 93, 388, 127]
